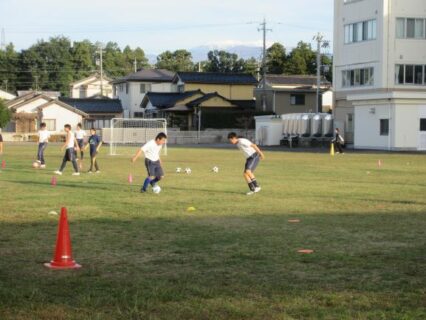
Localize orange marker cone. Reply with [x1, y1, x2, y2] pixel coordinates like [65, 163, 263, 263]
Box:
[128, 173, 133, 184]
[44, 207, 81, 269]
[378, 159, 382, 168]
[330, 143, 335, 156]
[1, 160, 5, 169]
[51, 176, 57, 186]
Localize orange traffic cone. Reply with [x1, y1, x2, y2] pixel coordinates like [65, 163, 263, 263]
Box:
[128, 173, 133, 184]
[378, 159, 382, 168]
[44, 207, 81, 269]
[1, 160, 5, 169]
[51, 176, 57, 186]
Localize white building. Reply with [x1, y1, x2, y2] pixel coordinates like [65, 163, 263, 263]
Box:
[69, 74, 113, 98]
[334, 0, 426, 151]
[0, 89, 16, 101]
[112, 69, 175, 118]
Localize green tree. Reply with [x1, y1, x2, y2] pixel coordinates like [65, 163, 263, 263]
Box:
[71, 40, 96, 79]
[266, 43, 286, 74]
[204, 50, 246, 73]
[156, 50, 194, 72]
[285, 41, 316, 75]
[0, 100, 11, 129]
[0, 44, 19, 92]
[241, 57, 259, 76]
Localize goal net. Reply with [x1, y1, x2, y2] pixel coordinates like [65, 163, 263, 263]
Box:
[105, 118, 168, 156]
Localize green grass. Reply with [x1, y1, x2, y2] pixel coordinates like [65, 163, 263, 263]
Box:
[0, 144, 425, 320]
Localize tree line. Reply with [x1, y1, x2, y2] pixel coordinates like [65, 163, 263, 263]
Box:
[0, 36, 332, 96]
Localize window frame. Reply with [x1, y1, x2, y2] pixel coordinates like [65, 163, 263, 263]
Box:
[290, 94, 306, 106]
[380, 119, 389, 136]
[43, 119, 56, 131]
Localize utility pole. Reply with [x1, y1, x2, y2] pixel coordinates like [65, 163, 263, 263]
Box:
[97, 43, 104, 96]
[34, 76, 39, 92]
[258, 18, 272, 112]
[313, 33, 329, 113]
[2, 80, 8, 91]
[134, 58, 137, 73]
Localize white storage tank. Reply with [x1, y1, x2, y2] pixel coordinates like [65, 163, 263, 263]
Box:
[311, 114, 323, 137]
[298, 114, 312, 137]
[323, 114, 334, 137]
[254, 115, 284, 146]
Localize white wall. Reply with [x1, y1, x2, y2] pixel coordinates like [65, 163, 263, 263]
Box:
[0, 90, 15, 100]
[255, 117, 283, 146]
[41, 103, 83, 133]
[14, 97, 50, 113]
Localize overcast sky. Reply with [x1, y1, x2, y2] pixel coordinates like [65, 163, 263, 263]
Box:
[0, 0, 333, 54]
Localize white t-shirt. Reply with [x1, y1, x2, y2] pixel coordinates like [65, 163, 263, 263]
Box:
[141, 139, 162, 161]
[237, 138, 256, 158]
[75, 129, 86, 140]
[66, 131, 76, 149]
[38, 130, 50, 143]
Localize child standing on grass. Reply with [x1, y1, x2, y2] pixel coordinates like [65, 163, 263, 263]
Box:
[0, 129, 3, 155]
[131, 132, 167, 193]
[74, 123, 86, 169]
[332, 128, 345, 154]
[54, 124, 80, 176]
[85, 128, 102, 173]
[36, 122, 50, 169]
[228, 132, 265, 195]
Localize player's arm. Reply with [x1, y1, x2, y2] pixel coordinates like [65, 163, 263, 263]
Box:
[131, 149, 143, 163]
[96, 141, 103, 152]
[61, 132, 70, 151]
[251, 143, 265, 160]
[74, 138, 80, 152]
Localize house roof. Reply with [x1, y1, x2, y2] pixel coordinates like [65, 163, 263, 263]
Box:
[7, 93, 53, 110]
[264, 75, 331, 87]
[113, 69, 175, 84]
[17, 90, 61, 98]
[186, 92, 233, 107]
[38, 100, 89, 117]
[142, 90, 203, 109]
[59, 97, 123, 114]
[175, 72, 258, 85]
[70, 73, 113, 87]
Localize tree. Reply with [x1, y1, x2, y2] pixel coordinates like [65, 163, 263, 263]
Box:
[0, 44, 19, 92]
[241, 57, 259, 76]
[0, 100, 11, 129]
[285, 41, 316, 75]
[204, 50, 246, 73]
[266, 43, 286, 74]
[156, 50, 194, 72]
[71, 40, 96, 79]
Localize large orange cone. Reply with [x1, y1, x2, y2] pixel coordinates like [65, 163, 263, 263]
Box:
[44, 207, 81, 269]
[1, 160, 5, 169]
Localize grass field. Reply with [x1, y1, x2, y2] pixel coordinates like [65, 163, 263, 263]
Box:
[0, 144, 425, 320]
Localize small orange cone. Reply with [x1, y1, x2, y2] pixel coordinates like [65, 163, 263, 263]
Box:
[128, 173, 133, 184]
[44, 207, 81, 269]
[51, 176, 57, 186]
[378, 159, 382, 168]
[1, 160, 5, 169]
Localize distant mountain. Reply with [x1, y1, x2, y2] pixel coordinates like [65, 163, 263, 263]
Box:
[147, 45, 263, 65]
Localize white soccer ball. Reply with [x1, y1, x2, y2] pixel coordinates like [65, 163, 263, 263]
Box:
[32, 161, 40, 169]
[212, 166, 219, 173]
[152, 185, 161, 194]
[185, 167, 192, 174]
[176, 167, 182, 173]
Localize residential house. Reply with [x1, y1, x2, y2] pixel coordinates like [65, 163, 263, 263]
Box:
[59, 97, 123, 129]
[0, 89, 16, 101]
[17, 90, 61, 98]
[69, 73, 113, 98]
[334, 0, 426, 150]
[254, 75, 332, 115]
[4, 92, 87, 135]
[112, 69, 175, 118]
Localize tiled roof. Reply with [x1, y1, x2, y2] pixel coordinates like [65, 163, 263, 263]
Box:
[143, 90, 202, 109]
[264, 75, 330, 86]
[176, 72, 258, 85]
[59, 98, 123, 114]
[113, 69, 175, 84]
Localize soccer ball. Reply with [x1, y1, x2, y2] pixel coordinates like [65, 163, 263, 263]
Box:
[212, 166, 219, 173]
[32, 161, 40, 169]
[185, 167, 192, 174]
[176, 167, 182, 173]
[152, 185, 161, 194]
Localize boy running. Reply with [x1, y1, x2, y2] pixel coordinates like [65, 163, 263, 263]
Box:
[36, 122, 50, 169]
[228, 132, 265, 195]
[54, 124, 80, 176]
[131, 133, 167, 193]
[75, 123, 86, 168]
[84, 128, 102, 173]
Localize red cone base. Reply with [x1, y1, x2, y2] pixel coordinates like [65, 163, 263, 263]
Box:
[45, 207, 81, 270]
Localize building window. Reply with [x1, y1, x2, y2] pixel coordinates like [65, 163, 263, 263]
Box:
[125, 83, 129, 94]
[342, 67, 374, 87]
[134, 112, 144, 118]
[396, 18, 426, 39]
[395, 64, 426, 85]
[290, 94, 305, 105]
[346, 113, 354, 132]
[380, 119, 389, 136]
[178, 84, 185, 93]
[420, 119, 426, 131]
[344, 19, 376, 44]
[44, 119, 56, 131]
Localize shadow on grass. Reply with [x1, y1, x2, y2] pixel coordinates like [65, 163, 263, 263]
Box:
[0, 212, 425, 319]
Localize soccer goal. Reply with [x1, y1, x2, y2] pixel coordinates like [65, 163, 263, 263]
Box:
[106, 118, 168, 156]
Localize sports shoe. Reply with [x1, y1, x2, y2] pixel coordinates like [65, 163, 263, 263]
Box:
[246, 191, 255, 196]
[40, 164, 46, 169]
[88, 171, 93, 174]
[54, 170, 62, 175]
[72, 172, 80, 176]
[96, 170, 101, 174]
[254, 187, 261, 193]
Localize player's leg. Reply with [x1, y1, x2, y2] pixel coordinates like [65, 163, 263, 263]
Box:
[56, 149, 69, 174]
[79, 140, 84, 160]
[40, 143, 47, 167]
[245, 154, 261, 194]
[141, 159, 154, 192]
[150, 161, 164, 187]
[70, 149, 79, 174]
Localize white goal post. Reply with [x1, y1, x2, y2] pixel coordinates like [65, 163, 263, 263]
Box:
[106, 118, 168, 156]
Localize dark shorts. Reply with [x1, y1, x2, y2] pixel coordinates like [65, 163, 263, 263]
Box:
[145, 159, 164, 177]
[244, 153, 260, 172]
[77, 139, 84, 149]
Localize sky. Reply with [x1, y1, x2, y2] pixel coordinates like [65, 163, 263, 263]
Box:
[0, 0, 334, 54]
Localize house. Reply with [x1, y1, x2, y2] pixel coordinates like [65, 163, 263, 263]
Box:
[4, 92, 87, 135]
[59, 97, 123, 129]
[0, 89, 16, 101]
[17, 90, 61, 98]
[112, 69, 175, 118]
[334, 0, 426, 150]
[69, 73, 113, 99]
[254, 75, 331, 115]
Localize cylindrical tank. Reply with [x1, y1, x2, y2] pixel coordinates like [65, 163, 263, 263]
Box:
[322, 114, 334, 137]
[290, 114, 299, 135]
[281, 114, 290, 136]
[298, 114, 311, 137]
[311, 114, 323, 137]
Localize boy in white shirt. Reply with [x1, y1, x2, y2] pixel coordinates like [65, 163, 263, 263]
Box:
[131, 132, 167, 193]
[54, 124, 80, 176]
[36, 122, 50, 169]
[74, 123, 86, 169]
[228, 132, 265, 195]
